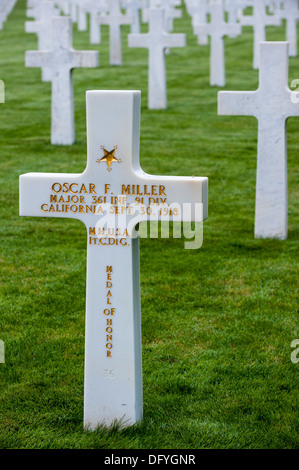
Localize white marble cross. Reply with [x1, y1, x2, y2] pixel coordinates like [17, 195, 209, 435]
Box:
[239, 0, 281, 69]
[19, 90, 208, 429]
[25, 1, 58, 82]
[83, 0, 107, 45]
[194, 0, 241, 87]
[218, 42, 299, 240]
[126, 0, 144, 34]
[98, 0, 133, 66]
[279, 0, 299, 56]
[188, 0, 210, 45]
[25, 16, 99, 145]
[77, 0, 88, 31]
[128, 8, 186, 109]
[143, 0, 182, 32]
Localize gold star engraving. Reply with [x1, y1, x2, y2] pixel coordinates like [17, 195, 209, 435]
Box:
[97, 146, 122, 172]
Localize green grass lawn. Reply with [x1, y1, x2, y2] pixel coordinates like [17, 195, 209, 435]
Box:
[0, 1, 298, 449]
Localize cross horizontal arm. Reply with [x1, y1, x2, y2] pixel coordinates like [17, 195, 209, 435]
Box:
[239, 15, 254, 26]
[264, 16, 281, 27]
[72, 50, 99, 69]
[97, 15, 132, 26]
[128, 33, 150, 48]
[218, 90, 258, 117]
[193, 24, 212, 36]
[25, 50, 52, 67]
[195, 23, 241, 38]
[135, 171, 208, 220]
[97, 15, 110, 25]
[19, 172, 86, 220]
[240, 13, 281, 27]
[164, 33, 186, 48]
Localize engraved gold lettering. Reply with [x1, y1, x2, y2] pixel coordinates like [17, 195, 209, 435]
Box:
[89, 184, 96, 194]
[121, 184, 166, 196]
[52, 183, 61, 193]
[79, 184, 87, 194]
[121, 184, 130, 195]
[159, 185, 166, 196]
[104, 268, 115, 357]
[69, 183, 78, 194]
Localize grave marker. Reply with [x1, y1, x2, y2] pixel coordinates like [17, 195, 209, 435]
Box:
[239, 0, 281, 69]
[25, 0, 58, 82]
[194, 0, 241, 87]
[83, 0, 108, 45]
[98, 0, 133, 66]
[25, 16, 99, 145]
[77, 0, 88, 31]
[188, 0, 210, 45]
[128, 8, 185, 109]
[218, 42, 298, 240]
[279, 0, 299, 57]
[126, 0, 144, 34]
[143, 0, 182, 33]
[19, 90, 208, 429]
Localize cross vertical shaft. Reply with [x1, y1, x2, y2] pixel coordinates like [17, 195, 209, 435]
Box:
[194, 1, 241, 86]
[128, 8, 185, 109]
